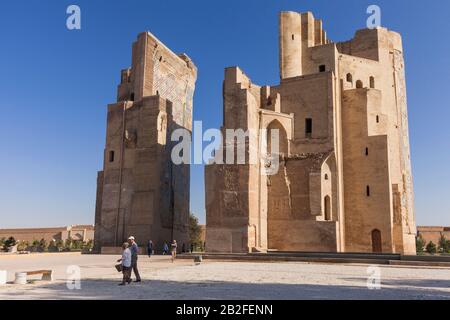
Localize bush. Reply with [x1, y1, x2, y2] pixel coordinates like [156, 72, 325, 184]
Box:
[64, 239, 73, 250]
[416, 235, 426, 254]
[38, 238, 48, 252]
[28, 239, 40, 252]
[438, 234, 449, 253]
[56, 240, 64, 250]
[3, 237, 17, 251]
[1, 237, 94, 253]
[72, 240, 83, 250]
[17, 240, 29, 251]
[48, 240, 58, 252]
[426, 241, 437, 254]
[83, 239, 93, 250]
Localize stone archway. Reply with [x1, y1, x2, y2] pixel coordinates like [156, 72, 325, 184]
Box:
[371, 229, 382, 253]
[266, 119, 288, 155]
[266, 119, 289, 250]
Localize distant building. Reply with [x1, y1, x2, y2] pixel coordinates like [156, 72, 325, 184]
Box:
[0, 225, 94, 243]
[417, 226, 450, 245]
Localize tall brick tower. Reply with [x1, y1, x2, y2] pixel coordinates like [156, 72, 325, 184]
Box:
[205, 11, 416, 254]
[94, 32, 197, 252]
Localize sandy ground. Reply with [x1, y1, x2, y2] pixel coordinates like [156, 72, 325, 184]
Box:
[0, 253, 449, 300]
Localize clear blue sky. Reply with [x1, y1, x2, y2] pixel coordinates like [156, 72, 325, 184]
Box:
[0, 0, 449, 228]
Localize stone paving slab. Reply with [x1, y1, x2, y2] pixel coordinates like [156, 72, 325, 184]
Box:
[0, 253, 449, 300]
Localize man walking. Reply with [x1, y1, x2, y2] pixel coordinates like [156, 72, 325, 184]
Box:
[147, 240, 153, 258]
[128, 236, 141, 282]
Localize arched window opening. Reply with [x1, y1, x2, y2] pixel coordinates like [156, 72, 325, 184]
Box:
[324, 196, 331, 221]
[109, 151, 115, 163]
[346, 73, 353, 83]
[376, 115, 380, 123]
[130, 93, 135, 101]
[365, 147, 369, 156]
[324, 174, 329, 180]
[292, 34, 295, 40]
[369, 76, 375, 88]
[319, 65, 326, 72]
[305, 118, 312, 138]
[356, 80, 363, 88]
[366, 185, 371, 197]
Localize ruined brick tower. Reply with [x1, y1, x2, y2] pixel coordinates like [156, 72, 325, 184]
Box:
[94, 32, 197, 252]
[205, 11, 416, 254]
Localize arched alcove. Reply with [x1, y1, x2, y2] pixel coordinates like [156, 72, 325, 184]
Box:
[346, 73, 353, 83]
[324, 195, 331, 221]
[371, 229, 382, 253]
[356, 80, 363, 88]
[266, 119, 288, 155]
[321, 153, 338, 223]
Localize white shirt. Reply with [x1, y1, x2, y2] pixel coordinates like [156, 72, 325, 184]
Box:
[122, 248, 131, 267]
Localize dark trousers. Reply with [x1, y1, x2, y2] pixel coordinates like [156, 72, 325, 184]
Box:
[122, 266, 131, 284]
[131, 257, 141, 281]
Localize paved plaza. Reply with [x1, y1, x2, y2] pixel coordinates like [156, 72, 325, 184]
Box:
[0, 253, 449, 300]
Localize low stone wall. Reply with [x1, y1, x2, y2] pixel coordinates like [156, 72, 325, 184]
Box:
[417, 226, 450, 245]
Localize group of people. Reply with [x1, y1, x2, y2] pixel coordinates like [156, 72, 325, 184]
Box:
[118, 237, 178, 285]
[117, 236, 141, 285]
[155, 240, 178, 261]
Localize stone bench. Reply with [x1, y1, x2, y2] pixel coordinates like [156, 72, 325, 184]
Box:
[15, 270, 53, 283]
[0, 270, 6, 285]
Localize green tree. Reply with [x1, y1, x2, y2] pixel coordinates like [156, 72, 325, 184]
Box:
[4, 236, 16, 251]
[416, 235, 426, 254]
[38, 238, 47, 251]
[72, 240, 83, 250]
[64, 238, 73, 251]
[438, 234, 448, 253]
[0, 237, 5, 251]
[426, 241, 437, 254]
[17, 240, 29, 251]
[189, 213, 202, 251]
[56, 240, 64, 250]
